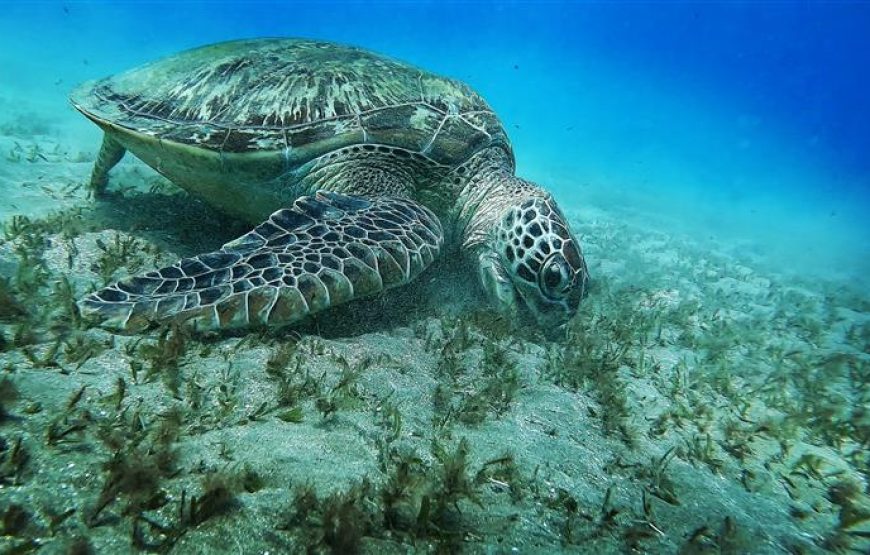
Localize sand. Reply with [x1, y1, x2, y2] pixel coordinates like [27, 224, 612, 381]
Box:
[0, 99, 868, 555]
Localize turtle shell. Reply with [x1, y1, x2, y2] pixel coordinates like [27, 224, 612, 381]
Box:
[71, 38, 508, 167]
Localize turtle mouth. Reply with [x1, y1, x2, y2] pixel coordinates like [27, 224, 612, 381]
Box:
[517, 287, 575, 329]
[479, 250, 522, 317]
[480, 249, 573, 330]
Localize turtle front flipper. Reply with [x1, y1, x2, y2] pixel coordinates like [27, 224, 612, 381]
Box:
[79, 192, 443, 332]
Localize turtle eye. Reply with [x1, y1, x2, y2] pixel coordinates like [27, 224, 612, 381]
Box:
[539, 256, 570, 299]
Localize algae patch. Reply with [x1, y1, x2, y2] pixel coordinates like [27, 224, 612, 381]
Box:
[0, 132, 868, 553]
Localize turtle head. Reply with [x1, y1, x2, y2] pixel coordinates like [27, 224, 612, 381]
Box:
[480, 194, 589, 331]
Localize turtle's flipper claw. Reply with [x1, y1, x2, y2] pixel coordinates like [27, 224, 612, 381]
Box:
[79, 192, 443, 333]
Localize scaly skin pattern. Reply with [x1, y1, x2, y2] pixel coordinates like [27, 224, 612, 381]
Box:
[446, 147, 590, 326]
[79, 192, 442, 332]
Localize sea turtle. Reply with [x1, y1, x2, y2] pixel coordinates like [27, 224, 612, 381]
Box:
[71, 38, 589, 333]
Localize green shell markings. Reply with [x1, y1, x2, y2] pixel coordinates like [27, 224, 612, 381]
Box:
[73, 38, 589, 333]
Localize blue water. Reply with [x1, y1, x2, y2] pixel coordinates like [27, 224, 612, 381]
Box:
[2, 1, 869, 284]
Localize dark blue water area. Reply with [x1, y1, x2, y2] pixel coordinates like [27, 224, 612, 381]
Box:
[2, 1, 868, 284]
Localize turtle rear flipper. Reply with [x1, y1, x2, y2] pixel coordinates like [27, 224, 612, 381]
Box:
[79, 192, 443, 332]
[89, 134, 126, 196]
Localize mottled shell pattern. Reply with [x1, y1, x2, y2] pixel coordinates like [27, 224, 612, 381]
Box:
[71, 38, 509, 169]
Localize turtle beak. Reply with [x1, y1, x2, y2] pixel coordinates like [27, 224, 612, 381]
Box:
[478, 250, 520, 317]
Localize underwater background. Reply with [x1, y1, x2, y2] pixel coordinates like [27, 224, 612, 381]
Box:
[1, 1, 868, 554]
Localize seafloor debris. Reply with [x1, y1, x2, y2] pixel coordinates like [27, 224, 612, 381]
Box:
[0, 173, 867, 553]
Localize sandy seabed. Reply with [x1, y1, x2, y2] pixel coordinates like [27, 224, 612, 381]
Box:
[0, 102, 868, 555]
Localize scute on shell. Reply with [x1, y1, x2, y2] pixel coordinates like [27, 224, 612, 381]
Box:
[70, 38, 505, 161]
